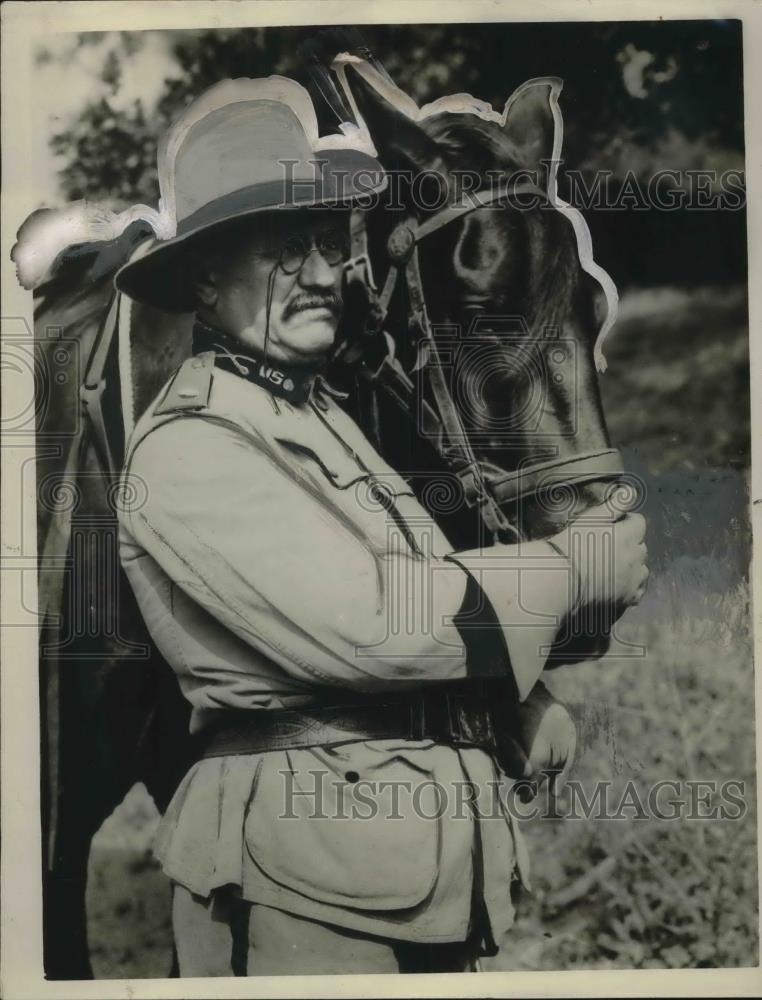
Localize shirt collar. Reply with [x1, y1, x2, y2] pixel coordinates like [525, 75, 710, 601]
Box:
[192, 321, 333, 406]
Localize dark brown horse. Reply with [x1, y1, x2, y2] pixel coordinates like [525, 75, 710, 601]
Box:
[36, 252, 194, 979]
[333, 60, 628, 660]
[34, 65, 625, 979]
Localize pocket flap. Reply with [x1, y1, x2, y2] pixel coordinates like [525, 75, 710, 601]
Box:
[245, 751, 440, 911]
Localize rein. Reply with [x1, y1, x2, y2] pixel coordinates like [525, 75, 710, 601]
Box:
[80, 292, 121, 480]
[79, 183, 624, 543]
[342, 181, 624, 540]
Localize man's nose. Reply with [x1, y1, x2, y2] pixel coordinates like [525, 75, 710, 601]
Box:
[298, 248, 337, 289]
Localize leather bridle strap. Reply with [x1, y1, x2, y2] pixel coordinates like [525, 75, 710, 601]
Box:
[343, 181, 624, 535]
[412, 181, 548, 242]
[360, 351, 623, 509]
[488, 448, 624, 506]
[80, 291, 121, 481]
[403, 242, 514, 535]
[345, 181, 548, 339]
[386, 182, 547, 535]
[349, 182, 548, 535]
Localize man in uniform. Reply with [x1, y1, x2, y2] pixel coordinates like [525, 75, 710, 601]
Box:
[115, 77, 648, 976]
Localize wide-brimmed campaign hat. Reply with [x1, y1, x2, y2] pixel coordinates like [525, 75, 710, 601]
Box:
[115, 76, 386, 313]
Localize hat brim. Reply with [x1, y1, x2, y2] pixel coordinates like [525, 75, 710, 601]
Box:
[115, 148, 387, 314]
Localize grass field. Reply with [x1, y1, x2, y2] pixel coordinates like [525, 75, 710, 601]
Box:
[86, 283, 757, 977]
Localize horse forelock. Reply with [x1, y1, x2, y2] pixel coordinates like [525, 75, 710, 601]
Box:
[413, 114, 602, 469]
[421, 112, 530, 178]
[418, 111, 585, 343]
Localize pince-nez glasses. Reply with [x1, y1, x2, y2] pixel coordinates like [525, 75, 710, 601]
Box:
[274, 229, 350, 275]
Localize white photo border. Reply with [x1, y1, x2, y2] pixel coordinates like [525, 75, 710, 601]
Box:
[2, 2, 760, 997]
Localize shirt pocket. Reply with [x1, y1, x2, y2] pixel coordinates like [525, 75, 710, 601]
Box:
[274, 437, 367, 491]
[274, 438, 420, 551]
[243, 745, 441, 911]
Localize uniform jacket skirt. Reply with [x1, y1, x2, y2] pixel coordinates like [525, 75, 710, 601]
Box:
[152, 738, 532, 945]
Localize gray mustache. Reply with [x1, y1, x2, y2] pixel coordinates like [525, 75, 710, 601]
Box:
[284, 293, 342, 321]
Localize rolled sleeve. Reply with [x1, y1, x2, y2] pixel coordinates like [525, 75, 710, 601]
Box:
[446, 543, 572, 701]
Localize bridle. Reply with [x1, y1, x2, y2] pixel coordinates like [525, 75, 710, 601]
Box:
[78, 182, 624, 542]
[341, 179, 624, 540]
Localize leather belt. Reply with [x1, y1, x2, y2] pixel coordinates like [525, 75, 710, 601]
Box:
[194, 686, 500, 759]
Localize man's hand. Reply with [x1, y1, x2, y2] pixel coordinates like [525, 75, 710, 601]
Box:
[497, 681, 577, 797]
[549, 504, 649, 614]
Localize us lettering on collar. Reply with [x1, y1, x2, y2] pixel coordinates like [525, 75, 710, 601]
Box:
[259, 364, 296, 393]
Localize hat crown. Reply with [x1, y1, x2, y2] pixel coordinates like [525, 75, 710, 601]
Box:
[156, 76, 382, 237]
[173, 100, 317, 222]
[114, 75, 387, 312]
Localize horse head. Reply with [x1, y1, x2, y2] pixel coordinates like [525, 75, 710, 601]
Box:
[337, 62, 625, 545]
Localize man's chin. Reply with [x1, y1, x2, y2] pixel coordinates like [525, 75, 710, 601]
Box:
[281, 321, 337, 361]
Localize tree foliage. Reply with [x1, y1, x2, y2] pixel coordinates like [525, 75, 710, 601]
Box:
[46, 20, 744, 208]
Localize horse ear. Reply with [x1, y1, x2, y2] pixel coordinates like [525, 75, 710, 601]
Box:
[338, 61, 447, 175]
[501, 78, 561, 171]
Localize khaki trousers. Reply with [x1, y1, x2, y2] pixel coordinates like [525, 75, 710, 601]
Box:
[172, 885, 482, 976]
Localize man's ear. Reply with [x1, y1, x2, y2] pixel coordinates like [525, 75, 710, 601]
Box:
[193, 262, 219, 309]
[340, 62, 447, 177]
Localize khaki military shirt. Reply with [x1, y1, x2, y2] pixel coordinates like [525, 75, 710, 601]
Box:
[118, 348, 571, 944]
